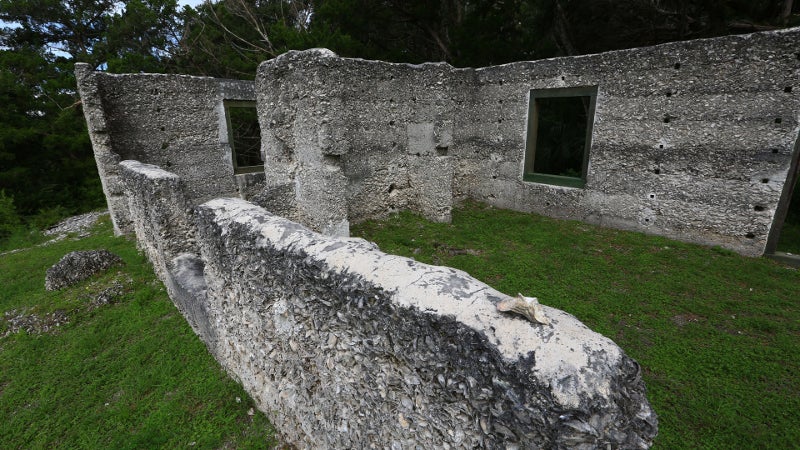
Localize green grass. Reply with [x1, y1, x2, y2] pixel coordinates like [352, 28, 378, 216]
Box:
[0, 216, 275, 449]
[352, 201, 800, 450]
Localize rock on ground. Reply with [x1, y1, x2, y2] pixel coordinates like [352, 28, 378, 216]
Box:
[45, 250, 124, 291]
[44, 210, 109, 240]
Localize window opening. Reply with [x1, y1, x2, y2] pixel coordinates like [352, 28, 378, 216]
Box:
[225, 101, 263, 174]
[523, 86, 597, 188]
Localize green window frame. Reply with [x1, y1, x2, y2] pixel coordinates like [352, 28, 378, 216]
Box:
[224, 100, 263, 174]
[523, 86, 598, 188]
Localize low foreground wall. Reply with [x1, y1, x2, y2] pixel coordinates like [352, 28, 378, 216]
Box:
[120, 160, 657, 448]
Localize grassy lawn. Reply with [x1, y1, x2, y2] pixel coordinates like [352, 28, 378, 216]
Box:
[352, 201, 800, 449]
[0, 216, 275, 449]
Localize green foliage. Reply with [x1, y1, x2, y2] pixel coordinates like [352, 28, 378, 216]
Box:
[0, 49, 99, 219]
[0, 190, 21, 240]
[0, 0, 182, 225]
[173, 0, 317, 78]
[353, 201, 800, 449]
[0, 217, 276, 448]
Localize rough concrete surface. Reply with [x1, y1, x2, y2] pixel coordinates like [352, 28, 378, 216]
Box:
[45, 250, 124, 291]
[255, 29, 800, 255]
[195, 197, 657, 449]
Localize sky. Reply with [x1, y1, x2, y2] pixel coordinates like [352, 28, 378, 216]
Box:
[179, 0, 205, 8]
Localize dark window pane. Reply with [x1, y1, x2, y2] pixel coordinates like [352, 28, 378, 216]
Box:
[228, 106, 262, 170]
[533, 96, 589, 178]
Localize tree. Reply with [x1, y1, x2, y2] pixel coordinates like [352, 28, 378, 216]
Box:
[0, 0, 183, 226]
[173, 0, 318, 78]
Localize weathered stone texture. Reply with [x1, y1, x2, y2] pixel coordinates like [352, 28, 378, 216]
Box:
[257, 49, 455, 232]
[457, 30, 800, 256]
[114, 160, 657, 447]
[118, 160, 198, 281]
[45, 250, 124, 291]
[194, 197, 657, 449]
[117, 161, 213, 342]
[75, 66, 261, 235]
[256, 28, 800, 255]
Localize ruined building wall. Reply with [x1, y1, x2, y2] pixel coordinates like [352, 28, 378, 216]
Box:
[117, 159, 657, 448]
[256, 49, 456, 236]
[455, 29, 800, 257]
[75, 64, 258, 234]
[256, 29, 800, 256]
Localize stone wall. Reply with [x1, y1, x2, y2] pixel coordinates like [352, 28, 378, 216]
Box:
[75, 64, 259, 235]
[117, 159, 657, 448]
[256, 48, 455, 236]
[456, 29, 800, 257]
[256, 29, 800, 256]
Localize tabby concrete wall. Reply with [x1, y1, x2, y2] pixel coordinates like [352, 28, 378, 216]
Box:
[117, 159, 657, 449]
[257, 49, 455, 236]
[75, 64, 260, 235]
[455, 29, 800, 257]
[256, 28, 800, 256]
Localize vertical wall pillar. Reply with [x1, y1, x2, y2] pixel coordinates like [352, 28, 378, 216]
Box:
[75, 62, 133, 235]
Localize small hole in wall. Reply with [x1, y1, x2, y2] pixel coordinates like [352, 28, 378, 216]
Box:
[545, 201, 551, 206]
[498, 99, 503, 104]
[649, 193, 656, 199]
[674, 62, 681, 69]
[561, 76, 565, 81]
[654, 168, 661, 174]
[761, 178, 770, 183]
[775, 117, 782, 124]
[412, 97, 417, 103]
[754, 205, 765, 211]
[389, 120, 395, 126]
[745, 232, 755, 239]
[389, 98, 395, 104]
[324, 155, 340, 166]
[156, 107, 161, 112]
[387, 183, 396, 193]
[160, 126, 165, 131]
[492, 175, 497, 179]
[665, 91, 672, 97]
[499, 80, 504, 86]
[785, 86, 793, 93]
[772, 148, 779, 154]
[659, 144, 664, 149]
[497, 118, 503, 123]
[416, 152, 421, 157]
[161, 142, 168, 150]
[663, 116, 671, 123]
[645, 218, 651, 223]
